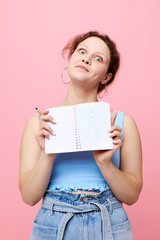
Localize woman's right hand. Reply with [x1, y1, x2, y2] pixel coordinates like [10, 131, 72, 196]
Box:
[35, 110, 57, 151]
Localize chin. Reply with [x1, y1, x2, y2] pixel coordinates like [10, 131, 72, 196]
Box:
[69, 71, 88, 82]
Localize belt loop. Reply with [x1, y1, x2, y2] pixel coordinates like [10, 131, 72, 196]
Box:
[106, 198, 113, 214]
[50, 199, 56, 216]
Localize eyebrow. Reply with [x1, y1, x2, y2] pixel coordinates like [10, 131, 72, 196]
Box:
[78, 43, 108, 61]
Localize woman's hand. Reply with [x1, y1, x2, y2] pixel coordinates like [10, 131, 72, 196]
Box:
[93, 112, 123, 166]
[35, 110, 57, 152]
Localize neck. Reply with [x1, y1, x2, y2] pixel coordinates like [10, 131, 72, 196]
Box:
[60, 81, 99, 106]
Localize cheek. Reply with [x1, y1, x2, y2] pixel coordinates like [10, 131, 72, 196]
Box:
[68, 58, 76, 78]
[68, 54, 80, 72]
[69, 52, 79, 63]
[93, 65, 107, 78]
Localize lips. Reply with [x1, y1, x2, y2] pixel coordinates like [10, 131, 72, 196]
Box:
[76, 65, 89, 72]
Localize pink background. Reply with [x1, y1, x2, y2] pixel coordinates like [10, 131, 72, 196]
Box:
[1, 0, 160, 239]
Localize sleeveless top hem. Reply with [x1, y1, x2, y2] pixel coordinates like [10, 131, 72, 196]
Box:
[47, 181, 109, 192]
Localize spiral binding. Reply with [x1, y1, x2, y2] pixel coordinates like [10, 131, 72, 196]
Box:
[74, 106, 82, 150]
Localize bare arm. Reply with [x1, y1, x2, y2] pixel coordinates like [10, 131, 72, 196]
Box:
[19, 112, 56, 206]
[94, 113, 143, 205]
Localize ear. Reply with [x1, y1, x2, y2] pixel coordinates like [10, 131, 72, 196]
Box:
[101, 73, 112, 84]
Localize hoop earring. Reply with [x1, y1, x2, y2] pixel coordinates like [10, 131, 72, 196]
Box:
[98, 86, 108, 98]
[61, 67, 70, 84]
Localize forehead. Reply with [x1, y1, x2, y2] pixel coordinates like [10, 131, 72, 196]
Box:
[78, 37, 110, 56]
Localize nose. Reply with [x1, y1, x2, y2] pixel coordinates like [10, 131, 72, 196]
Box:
[82, 59, 90, 65]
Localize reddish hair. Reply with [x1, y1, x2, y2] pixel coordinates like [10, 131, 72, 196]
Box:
[62, 31, 120, 93]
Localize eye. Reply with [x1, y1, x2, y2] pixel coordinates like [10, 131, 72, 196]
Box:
[95, 56, 103, 62]
[79, 49, 86, 54]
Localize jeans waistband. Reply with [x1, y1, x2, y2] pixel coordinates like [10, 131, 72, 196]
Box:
[42, 188, 122, 240]
[45, 187, 115, 203]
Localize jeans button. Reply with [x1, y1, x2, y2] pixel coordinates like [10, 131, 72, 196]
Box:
[82, 197, 88, 202]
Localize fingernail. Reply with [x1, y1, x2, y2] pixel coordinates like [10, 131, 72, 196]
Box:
[52, 131, 56, 136]
[53, 119, 57, 124]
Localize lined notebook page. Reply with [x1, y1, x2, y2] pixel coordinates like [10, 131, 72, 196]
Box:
[45, 102, 113, 154]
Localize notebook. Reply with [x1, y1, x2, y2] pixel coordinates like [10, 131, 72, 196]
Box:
[45, 101, 113, 154]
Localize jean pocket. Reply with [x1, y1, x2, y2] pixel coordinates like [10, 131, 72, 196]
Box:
[112, 218, 131, 233]
[110, 207, 134, 239]
[30, 222, 58, 240]
[31, 207, 63, 240]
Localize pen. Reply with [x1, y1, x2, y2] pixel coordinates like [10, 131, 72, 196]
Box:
[36, 107, 57, 126]
[35, 107, 43, 116]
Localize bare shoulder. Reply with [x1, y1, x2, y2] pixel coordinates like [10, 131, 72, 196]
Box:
[122, 113, 142, 148]
[23, 114, 39, 134]
[124, 113, 137, 128]
[124, 112, 136, 124]
[20, 115, 40, 147]
[27, 114, 39, 126]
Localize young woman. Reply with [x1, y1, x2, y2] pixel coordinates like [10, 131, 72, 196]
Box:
[19, 31, 142, 240]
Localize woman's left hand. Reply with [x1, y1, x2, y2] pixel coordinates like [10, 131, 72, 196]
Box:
[93, 112, 123, 166]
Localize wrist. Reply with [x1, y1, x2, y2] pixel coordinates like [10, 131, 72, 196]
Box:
[40, 150, 56, 162]
[97, 158, 112, 168]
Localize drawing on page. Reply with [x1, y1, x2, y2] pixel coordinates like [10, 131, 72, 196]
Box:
[82, 109, 107, 140]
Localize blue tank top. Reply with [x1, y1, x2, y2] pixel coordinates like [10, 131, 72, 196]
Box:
[44, 110, 125, 192]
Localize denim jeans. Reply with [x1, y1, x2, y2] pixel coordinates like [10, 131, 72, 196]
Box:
[30, 188, 134, 240]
